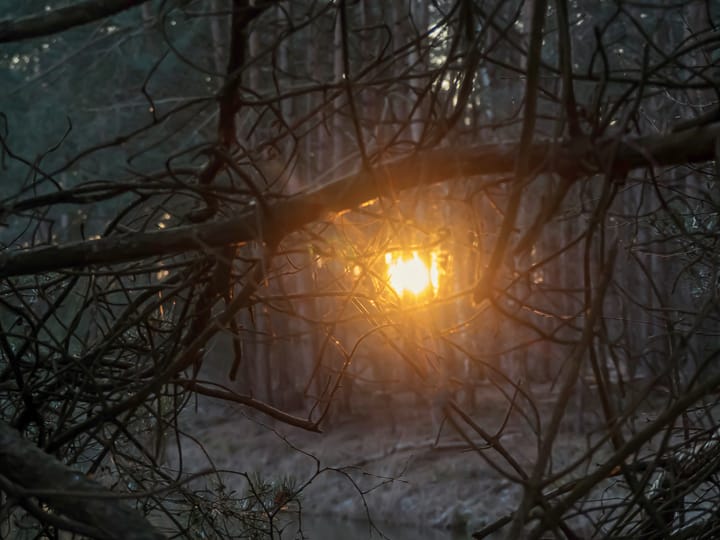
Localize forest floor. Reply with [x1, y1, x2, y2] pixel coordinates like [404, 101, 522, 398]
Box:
[170, 385, 630, 538]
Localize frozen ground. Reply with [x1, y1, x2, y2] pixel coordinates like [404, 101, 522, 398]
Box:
[167, 385, 622, 538]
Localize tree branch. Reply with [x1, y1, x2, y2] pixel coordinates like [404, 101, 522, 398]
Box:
[174, 380, 321, 432]
[0, 420, 163, 540]
[1, 123, 719, 278]
[0, 0, 151, 44]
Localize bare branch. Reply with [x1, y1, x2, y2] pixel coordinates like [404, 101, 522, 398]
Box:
[2, 122, 719, 277]
[0, 0, 151, 44]
[175, 380, 321, 432]
[0, 421, 163, 540]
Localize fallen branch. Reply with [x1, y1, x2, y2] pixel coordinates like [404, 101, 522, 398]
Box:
[0, 0, 150, 43]
[1, 123, 719, 278]
[345, 439, 472, 469]
[0, 420, 163, 540]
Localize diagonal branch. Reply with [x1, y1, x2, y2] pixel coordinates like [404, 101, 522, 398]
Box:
[0, 420, 163, 540]
[0, 0, 151, 44]
[175, 380, 321, 432]
[472, 0, 548, 306]
[1, 123, 719, 278]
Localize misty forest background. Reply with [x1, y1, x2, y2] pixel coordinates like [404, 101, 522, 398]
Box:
[1, 0, 720, 538]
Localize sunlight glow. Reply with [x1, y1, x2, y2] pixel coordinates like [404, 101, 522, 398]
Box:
[385, 251, 440, 298]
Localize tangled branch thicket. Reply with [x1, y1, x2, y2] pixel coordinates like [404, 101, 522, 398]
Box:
[1, 0, 720, 538]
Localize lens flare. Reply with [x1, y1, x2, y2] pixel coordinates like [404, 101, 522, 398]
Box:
[385, 251, 439, 297]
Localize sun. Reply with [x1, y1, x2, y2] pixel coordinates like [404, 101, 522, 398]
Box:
[385, 251, 439, 298]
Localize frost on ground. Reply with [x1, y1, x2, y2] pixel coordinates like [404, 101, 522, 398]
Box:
[165, 384, 634, 538]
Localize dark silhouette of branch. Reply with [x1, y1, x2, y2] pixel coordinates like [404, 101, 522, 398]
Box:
[1, 122, 719, 278]
[0, 0, 151, 44]
[0, 420, 163, 540]
[174, 380, 321, 432]
[472, 0, 548, 305]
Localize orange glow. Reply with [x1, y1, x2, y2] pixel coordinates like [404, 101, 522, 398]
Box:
[385, 251, 439, 298]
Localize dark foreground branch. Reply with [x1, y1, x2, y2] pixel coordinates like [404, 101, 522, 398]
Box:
[0, 0, 151, 44]
[1, 123, 719, 278]
[175, 380, 321, 432]
[0, 420, 164, 540]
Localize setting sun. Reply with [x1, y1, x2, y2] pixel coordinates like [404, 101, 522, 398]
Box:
[385, 251, 439, 298]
